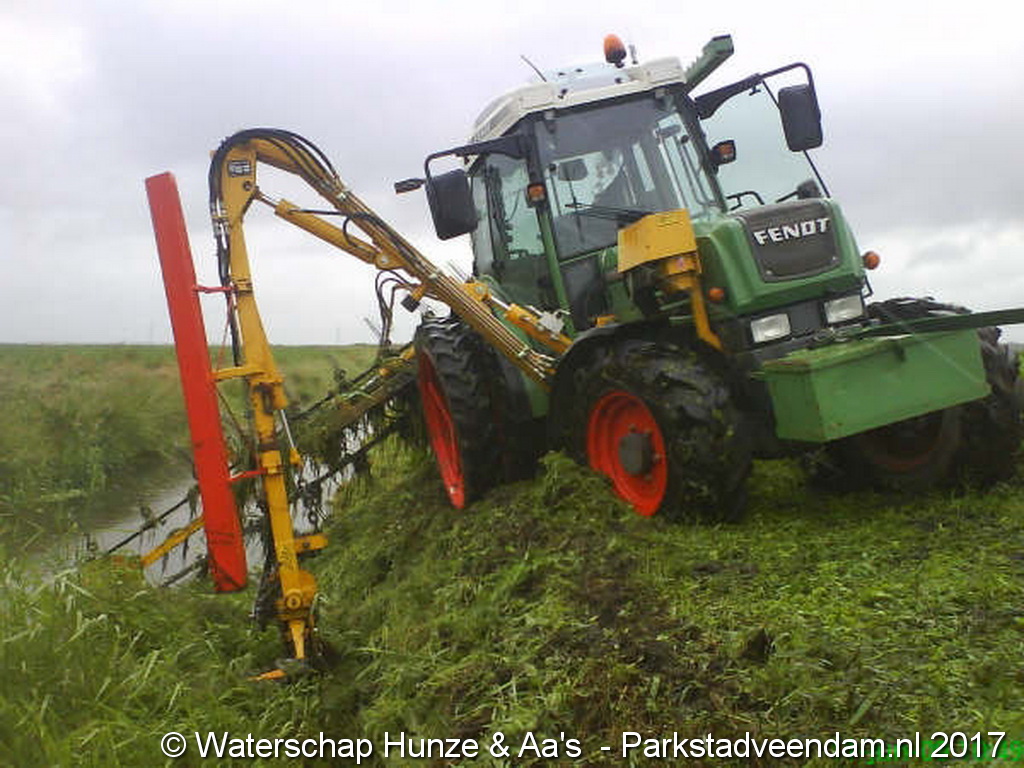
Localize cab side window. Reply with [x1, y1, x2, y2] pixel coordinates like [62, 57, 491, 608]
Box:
[470, 153, 551, 309]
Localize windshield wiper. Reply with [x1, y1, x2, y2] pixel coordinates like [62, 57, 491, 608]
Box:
[725, 190, 765, 210]
[565, 202, 650, 225]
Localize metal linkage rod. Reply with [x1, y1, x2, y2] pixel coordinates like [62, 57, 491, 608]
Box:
[239, 134, 559, 384]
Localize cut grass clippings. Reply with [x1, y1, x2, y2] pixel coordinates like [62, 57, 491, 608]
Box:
[310, 449, 1024, 765]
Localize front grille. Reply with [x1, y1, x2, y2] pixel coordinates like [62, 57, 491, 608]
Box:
[734, 200, 839, 282]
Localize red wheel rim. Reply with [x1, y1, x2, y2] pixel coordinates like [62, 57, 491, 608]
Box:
[417, 354, 466, 508]
[586, 391, 667, 516]
[858, 412, 947, 472]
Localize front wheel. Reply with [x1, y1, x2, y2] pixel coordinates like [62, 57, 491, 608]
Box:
[586, 389, 670, 517]
[820, 298, 1022, 491]
[564, 340, 752, 521]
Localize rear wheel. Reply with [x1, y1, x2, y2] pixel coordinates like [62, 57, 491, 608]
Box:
[957, 326, 1023, 484]
[826, 407, 962, 492]
[414, 315, 500, 508]
[818, 297, 1022, 490]
[564, 339, 751, 521]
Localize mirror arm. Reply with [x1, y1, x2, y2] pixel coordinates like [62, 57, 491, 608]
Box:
[694, 73, 763, 119]
[694, 62, 816, 120]
[761, 62, 815, 95]
[424, 134, 528, 180]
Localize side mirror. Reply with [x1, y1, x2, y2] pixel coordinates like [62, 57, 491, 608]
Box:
[426, 169, 477, 240]
[778, 84, 823, 151]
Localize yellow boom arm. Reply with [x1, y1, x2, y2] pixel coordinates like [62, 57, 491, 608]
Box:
[205, 129, 570, 667]
[213, 131, 569, 383]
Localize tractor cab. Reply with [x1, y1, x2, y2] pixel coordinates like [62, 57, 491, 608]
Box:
[420, 35, 835, 332]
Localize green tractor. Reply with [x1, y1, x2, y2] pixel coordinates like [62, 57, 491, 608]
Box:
[410, 34, 1022, 519]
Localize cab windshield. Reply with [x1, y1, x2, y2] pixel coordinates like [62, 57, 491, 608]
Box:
[535, 91, 721, 259]
[698, 81, 824, 210]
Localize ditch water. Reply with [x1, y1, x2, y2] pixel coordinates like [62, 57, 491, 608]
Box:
[84, 472, 209, 585]
[36, 465, 202, 584]
[62, 461, 344, 587]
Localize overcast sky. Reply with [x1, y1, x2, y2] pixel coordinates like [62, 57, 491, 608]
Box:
[3, 0, 1023, 345]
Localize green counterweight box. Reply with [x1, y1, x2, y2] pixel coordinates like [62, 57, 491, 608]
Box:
[762, 330, 989, 442]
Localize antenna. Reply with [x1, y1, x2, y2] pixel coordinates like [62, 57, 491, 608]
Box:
[520, 54, 547, 82]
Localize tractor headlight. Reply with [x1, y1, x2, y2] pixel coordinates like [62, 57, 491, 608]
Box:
[824, 294, 865, 324]
[750, 313, 791, 344]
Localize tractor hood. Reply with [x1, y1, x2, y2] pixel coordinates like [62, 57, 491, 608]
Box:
[696, 198, 865, 318]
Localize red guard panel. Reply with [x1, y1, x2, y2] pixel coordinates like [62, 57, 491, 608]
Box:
[145, 172, 248, 591]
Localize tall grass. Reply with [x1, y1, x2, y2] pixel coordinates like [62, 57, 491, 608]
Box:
[0, 543, 327, 767]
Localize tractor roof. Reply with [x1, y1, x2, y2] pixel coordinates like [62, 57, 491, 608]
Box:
[469, 57, 687, 144]
[468, 35, 735, 144]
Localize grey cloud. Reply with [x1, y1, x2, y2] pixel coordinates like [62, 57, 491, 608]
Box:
[3, 0, 1024, 343]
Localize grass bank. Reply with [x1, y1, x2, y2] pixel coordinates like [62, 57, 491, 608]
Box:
[3, 443, 1021, 766]
[311, 449, 1024, 763]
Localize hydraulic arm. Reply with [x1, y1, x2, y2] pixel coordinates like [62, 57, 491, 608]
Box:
[145, 128, 573, 670]
[210, 129, 569, 383]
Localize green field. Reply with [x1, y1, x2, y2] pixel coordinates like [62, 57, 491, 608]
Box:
[1, 346, 1022, 766]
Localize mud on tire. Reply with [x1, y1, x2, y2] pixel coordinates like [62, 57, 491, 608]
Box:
[558, 338, 752, 522]
[820, 408, 963, 493]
